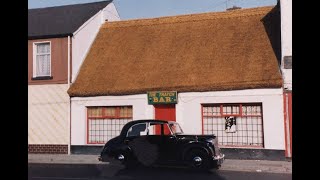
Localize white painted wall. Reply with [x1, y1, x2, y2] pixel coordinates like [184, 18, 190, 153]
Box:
[71, 94, 154, 145]
[28, 84, 70, 144]
[176, 89, 285, 150]
[102, 2, 120, 22]
[280, 0, 292, 90]
[71, 2, 120, 83]
[71, 89, 284, 150]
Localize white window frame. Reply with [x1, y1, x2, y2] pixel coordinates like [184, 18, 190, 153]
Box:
[33, 41, 51, 77]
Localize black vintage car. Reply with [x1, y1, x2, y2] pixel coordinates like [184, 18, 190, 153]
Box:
[98, 119, 224, 170]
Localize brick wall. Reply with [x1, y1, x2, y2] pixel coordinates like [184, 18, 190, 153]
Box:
[28, 144, 68, 154]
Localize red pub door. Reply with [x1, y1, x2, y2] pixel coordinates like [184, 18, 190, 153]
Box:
[154, 104, 176, 135]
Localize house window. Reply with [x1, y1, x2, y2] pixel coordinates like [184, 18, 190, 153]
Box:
[87, 106, 133, 144]
[33, 42, 51, 77]
[202, 103, 264, 147]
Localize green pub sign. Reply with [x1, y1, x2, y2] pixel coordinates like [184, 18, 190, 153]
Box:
[147, 91, 177, 105]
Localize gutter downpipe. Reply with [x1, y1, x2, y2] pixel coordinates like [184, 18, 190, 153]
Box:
[67, 35, 71, 155]
[285, 93, 291, 157]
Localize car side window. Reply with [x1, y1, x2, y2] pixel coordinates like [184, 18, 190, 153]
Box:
[148, 123, 160, 135]
[148, 123, 172, 136]
[127, 123, 148, 137]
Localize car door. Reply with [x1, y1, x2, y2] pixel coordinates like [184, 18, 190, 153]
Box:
[147, 122, 178, 162]
[161, 137, 178, 162]
[125, 122, 160, 166]
[125, 122, 148, 145]
[160, 124, 178, 162]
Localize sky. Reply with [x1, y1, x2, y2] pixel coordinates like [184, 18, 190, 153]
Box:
[28, 0, 277, 20]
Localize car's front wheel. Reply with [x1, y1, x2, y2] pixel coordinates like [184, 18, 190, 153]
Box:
[186, 149, 211, 170]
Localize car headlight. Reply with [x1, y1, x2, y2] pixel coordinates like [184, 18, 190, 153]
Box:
[206, 138, 214, 144]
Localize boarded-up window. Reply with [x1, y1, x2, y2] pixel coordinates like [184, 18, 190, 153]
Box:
[87, 106, 133, 144]
[283, 56, 292, 69]
[202, 103, 264, 147]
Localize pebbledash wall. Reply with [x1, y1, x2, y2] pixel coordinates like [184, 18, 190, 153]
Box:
[28, 84, 69, 154]
[70, 88, 285, 159]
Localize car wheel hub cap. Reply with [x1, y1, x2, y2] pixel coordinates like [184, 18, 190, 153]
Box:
[193, 156, 202, 166]
[118, 154, 125, 161]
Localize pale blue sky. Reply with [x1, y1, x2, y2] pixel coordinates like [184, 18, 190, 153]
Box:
[28, 0, 277, 20]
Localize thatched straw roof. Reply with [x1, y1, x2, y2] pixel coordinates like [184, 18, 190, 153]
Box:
[68, 6, 282, 97]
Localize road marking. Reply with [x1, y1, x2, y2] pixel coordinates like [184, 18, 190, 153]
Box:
[31, 177, 89, 180]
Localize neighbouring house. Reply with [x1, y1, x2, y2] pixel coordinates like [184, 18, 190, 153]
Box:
[28, 0, 120, 154]
[279, 0, 292, 158]
[68, 6, 285, 160]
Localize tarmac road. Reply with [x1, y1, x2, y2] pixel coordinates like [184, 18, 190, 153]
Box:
[28, 163, 292, 180]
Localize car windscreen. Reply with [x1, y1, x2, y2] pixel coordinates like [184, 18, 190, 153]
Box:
[169, 123, 183, 135]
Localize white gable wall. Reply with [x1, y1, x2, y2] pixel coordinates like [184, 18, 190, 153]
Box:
[280, 0, 292, 90]
[71, 2, 120, 83]
[102, 2, 120, 22]
[71, 88, 284, 150]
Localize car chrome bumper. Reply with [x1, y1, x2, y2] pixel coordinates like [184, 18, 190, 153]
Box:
[98, 155, 122, 165]
[213, 154, 225, 160]
[211, 154, 225, 168]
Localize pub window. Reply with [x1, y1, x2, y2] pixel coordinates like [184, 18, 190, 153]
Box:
[202, 103, 264, 147]
[87, 106, 133, 144]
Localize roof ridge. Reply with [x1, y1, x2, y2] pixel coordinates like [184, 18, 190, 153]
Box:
[102, 6, 273, 29]
[29, 0, 112, 10]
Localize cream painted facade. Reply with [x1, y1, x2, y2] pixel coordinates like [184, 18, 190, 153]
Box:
[28, 84, 69, 144]
[71, 88, 285, 150]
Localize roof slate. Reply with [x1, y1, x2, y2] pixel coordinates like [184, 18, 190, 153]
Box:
[28, 1, 112, 39]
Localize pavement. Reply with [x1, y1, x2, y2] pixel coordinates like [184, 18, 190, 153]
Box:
[28, 154, 292, 174]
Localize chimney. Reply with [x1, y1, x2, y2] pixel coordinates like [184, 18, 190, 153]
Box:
[227, 6, 241, 11]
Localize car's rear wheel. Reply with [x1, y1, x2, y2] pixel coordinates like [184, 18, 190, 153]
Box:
[186, 149, 211, 170]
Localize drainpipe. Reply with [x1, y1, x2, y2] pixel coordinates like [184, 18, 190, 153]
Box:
[67, 35, 71, 155]
[285, 93, 291, 157]
[68, 36, 70, 87]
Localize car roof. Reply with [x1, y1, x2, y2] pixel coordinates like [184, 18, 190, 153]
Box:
[124, 119, 176, 126]
[118, 119, 177, 140]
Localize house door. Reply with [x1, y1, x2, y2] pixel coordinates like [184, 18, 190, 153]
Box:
[154, 104, 176, 135]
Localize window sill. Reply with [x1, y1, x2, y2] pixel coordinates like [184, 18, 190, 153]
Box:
[31, 76, 53, 80]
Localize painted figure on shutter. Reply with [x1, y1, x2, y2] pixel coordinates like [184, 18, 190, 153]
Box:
[225, 116, 237, 133]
